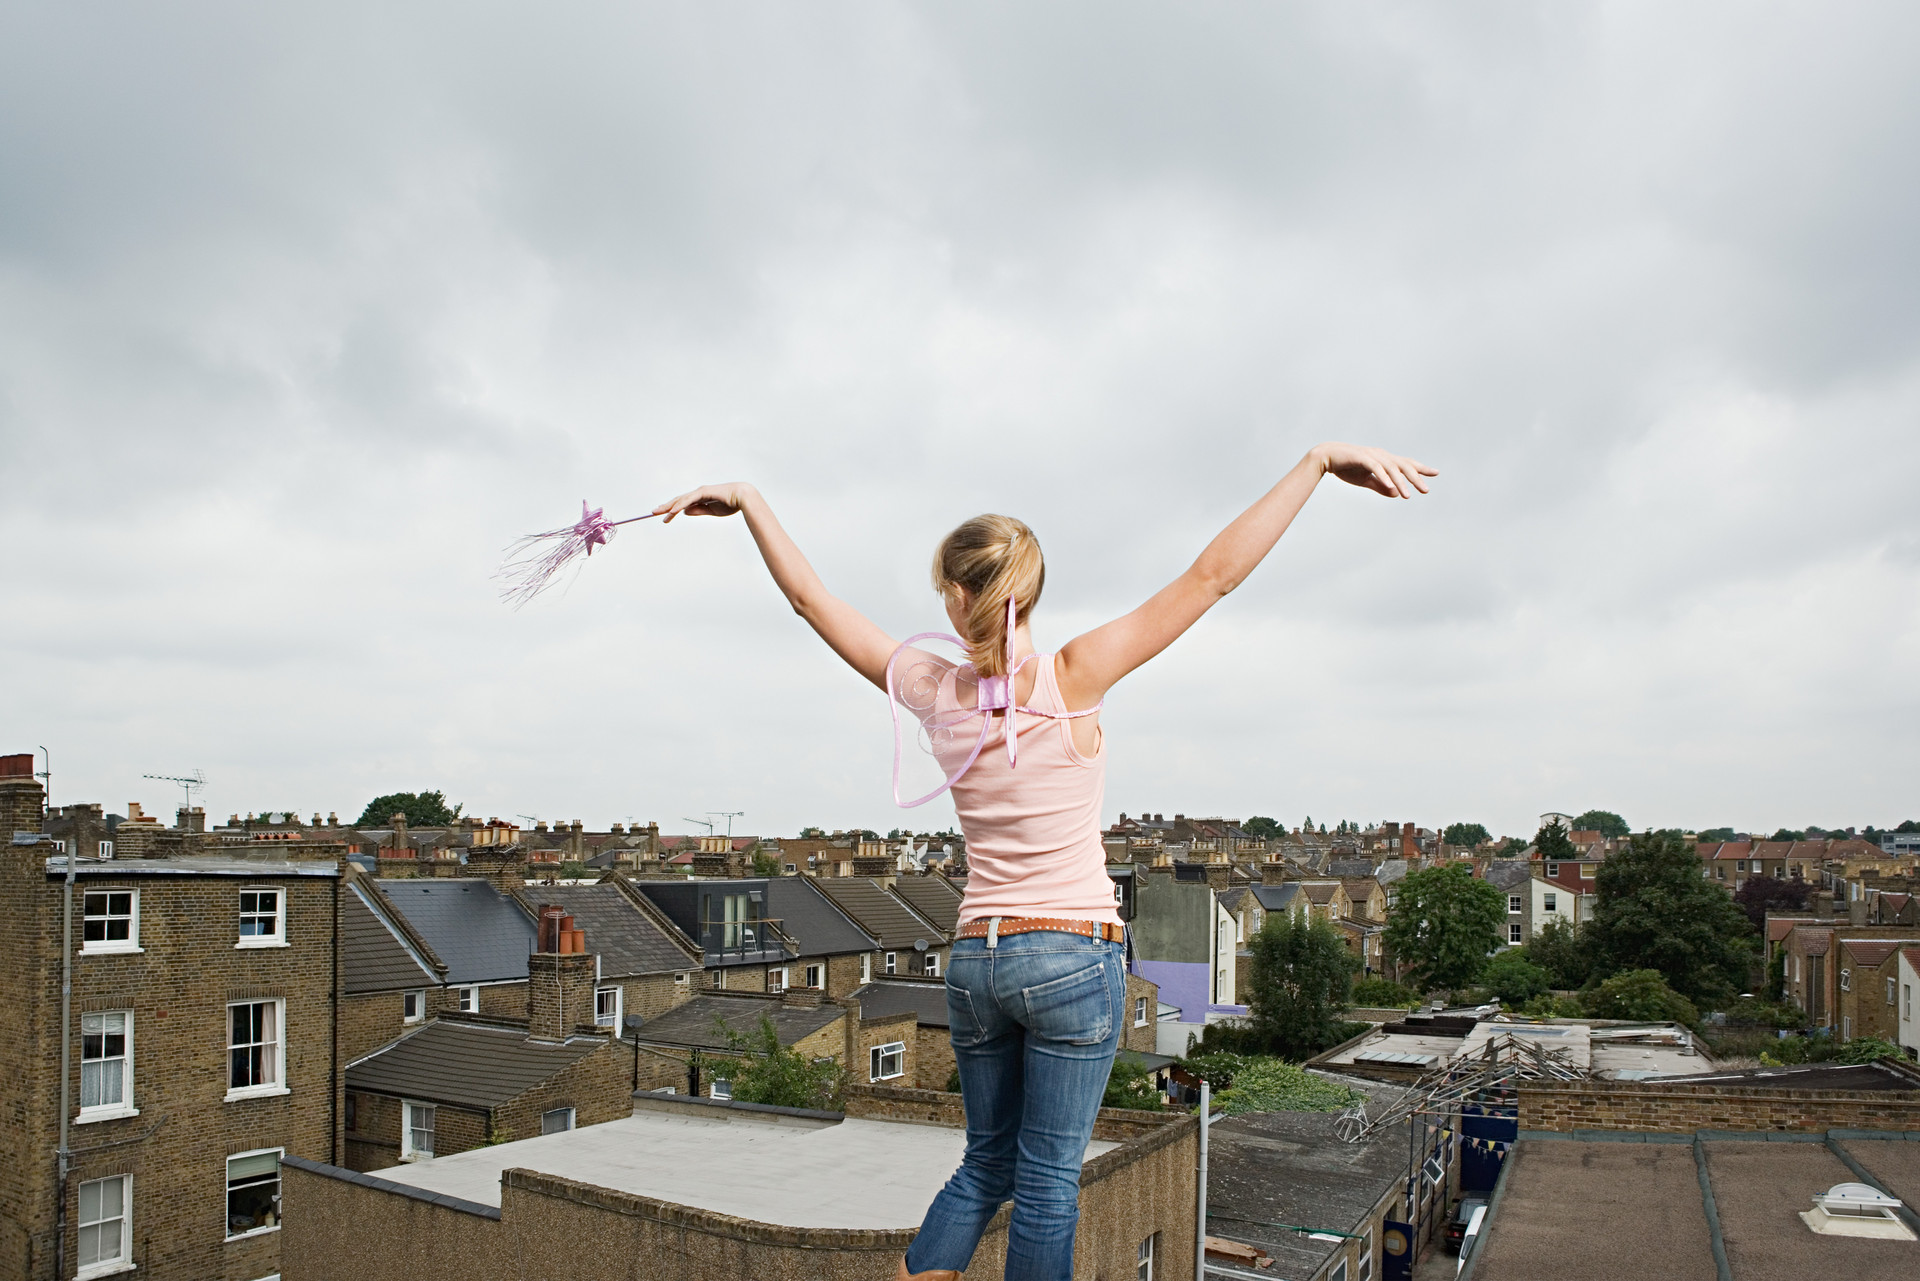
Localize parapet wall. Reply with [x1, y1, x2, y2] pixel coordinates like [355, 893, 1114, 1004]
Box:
[1519, 1080, 1920, 1134]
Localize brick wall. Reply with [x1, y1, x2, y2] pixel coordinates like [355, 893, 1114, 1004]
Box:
[0, 795, 343, 1281]
[1124, 970, 1159, 1052]
[608, 972, 692, 1023]
[1519, 1079, 1920, 1133]
[913, 1025, 956, 1091]
[528, 953, 597, 1041]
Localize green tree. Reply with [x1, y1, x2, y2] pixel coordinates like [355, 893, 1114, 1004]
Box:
[720, 1016, 846, 1110]
[1383, 864, 1506, 991]
[1587, 831, 1755, 1003]
[1526, 918, 1592, 990]
[1243, 816, 1283, 840]
[1350, 976, 1420, 1009]
[1102, 1058, 1165, 1111]
[1838, 1036, 1903, 1064]
[1533, 819, 1574, 861]
[1494, 837, 1529, 858]
[1731, 874, 1811, 931]
[1696, 827, 1737, 842]
[1443, 822, 1491, 848]
[750, 846, 782, 877]
[799, 826, 826, 838]
[1482, 949, 1553, 1006]
[1770, 828, 1805, 842]
[1573, 810, 1629, 839]
[355, 791, 462, 827]
[1243, 913, 1360, 1058]
[1580, 969, 1699, 1025]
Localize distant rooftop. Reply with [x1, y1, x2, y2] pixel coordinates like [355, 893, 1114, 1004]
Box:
[367, 1096, 1117, 1229]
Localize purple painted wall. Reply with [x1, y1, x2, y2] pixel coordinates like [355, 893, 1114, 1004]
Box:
[1133, 959, 1212, 1022]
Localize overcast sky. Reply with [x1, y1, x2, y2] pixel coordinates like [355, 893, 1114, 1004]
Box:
[4, 4, 1916, 840]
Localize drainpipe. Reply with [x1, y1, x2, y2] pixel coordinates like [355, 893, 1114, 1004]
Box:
[55, 839, 75, 1281]
[1195, 1079, 1210, 1281]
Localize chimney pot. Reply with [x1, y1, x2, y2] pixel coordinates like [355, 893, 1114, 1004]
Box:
[0, 753, 33, 779]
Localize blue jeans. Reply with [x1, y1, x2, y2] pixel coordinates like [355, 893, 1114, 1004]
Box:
[905, 930, 1125, 1281]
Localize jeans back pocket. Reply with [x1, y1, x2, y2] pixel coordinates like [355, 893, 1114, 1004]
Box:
[1018, 957, 1115, 1047]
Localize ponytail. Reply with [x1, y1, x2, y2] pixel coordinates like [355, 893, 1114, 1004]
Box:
[931, 514, 1045, 678]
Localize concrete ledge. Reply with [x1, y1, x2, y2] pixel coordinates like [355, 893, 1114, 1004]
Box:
[280, 1153, 503, 1219]
[628, 1089, 842, 1127]
[503, 1168, 917, 1249]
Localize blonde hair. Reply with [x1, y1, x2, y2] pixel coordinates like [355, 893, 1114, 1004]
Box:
[931, 514, 1046, 679]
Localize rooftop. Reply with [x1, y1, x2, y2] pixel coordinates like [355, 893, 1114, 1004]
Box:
[346, 1019, 610, 1109]
[43, 855, 339, 877]
[852, 978, 951, 1028]
[811, 877, 945, 949]
[343, 883, 438, 994]
[366, 1095, 1118, 1228]
[1470, 1132, 1920, 1281]
[632, 992, 843, 1051]
[523, 883, 697, 977]
[377, 878, 536, 984]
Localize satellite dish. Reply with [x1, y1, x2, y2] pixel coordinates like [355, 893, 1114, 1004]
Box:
[623, 1014, 645, 1031]
[914, 939, 929, 952]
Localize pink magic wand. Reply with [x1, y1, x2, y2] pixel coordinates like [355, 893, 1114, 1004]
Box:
[495, 500, 658, 606]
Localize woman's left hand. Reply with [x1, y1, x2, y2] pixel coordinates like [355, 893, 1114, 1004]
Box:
[654, 482, 758, 522]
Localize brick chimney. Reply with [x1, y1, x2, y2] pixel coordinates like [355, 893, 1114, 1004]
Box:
[528, 907, 597, 1041]
[177, 806, 206, 834]
[467, 845, 527, 895]
[0, 753, 43, 839]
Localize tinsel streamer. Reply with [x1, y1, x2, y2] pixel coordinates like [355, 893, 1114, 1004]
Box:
[496, 500, 656, 607]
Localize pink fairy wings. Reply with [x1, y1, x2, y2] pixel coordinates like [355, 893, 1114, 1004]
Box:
[496, 500, 658, 607]
[886, 597, 1102, 808]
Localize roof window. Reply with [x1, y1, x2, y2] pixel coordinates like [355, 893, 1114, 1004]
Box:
[1799, 1183, 1915, 1240]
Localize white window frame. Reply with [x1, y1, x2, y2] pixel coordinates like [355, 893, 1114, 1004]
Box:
[674, 971, 690, 985]
[541, 1106, 576, 1134]
[401, 1101, 436, 1160]
[784, 863, 797, 874]
[1135, 996, 1149, 1027]
[97, 840, 114, 859]
[860, 954, 872, 983]
[1331, 1258, 1349, 1281]
[76, 1172, 132, 1277]
[1508, 924, 1524, 944]
[711, 969, 725, 989]
[869, 1040, 906, 1081]
[225, 999, 288, 1101]
[709, 1077, 732, 1101]
[1840, 969, 1851, 992]
[1137, 1232, 1157, 1281]
[402, 990, 423, 1023]
[924, 953, 940, 979]
[80, 889, 140, 955]
[1890, 978, 1898, 1007]
[78, 1009, 137, 1121]
[453, 985, 480, 1014]
[1359, 1228, 1372, 1280]
[224, 1147, 283, 1239]
[767, 967, 789, 994]
[805, 964, 823, 989]
[595, 986, 622, 1028]
[1905, 983, 1913, 1023]
[1545, 862, 1559, 877]
[1543, 893, 1557, 913]
[1508, 896, 1523, 914]
[884, 951, 897, 975]
[236, 888, 287, 948]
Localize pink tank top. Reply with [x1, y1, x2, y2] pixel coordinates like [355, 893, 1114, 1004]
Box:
[889, 642, 1121, 929]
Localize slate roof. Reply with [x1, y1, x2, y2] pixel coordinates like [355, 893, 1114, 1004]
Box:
[343, 884, 438, 993]
[811, 878, 945, 949]
[766, 878, 878, 956]
[631, 994, 844, 1051]
[525, 884, 698, 977]
[1299, 882, 1340, 905]
[346, 1019, 609, 1109]
[1326, 860, 1376, 878]
[1250, 884, 1301, 912]
[378, 878, 535, 984]
[889, 875, 963, 933]
[851, 979, 952, 1029]
[1484, 861, 1532, 891]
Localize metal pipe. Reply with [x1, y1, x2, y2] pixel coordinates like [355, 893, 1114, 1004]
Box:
[55, 786, 74, 1281]
[1195, 1079, 1210, 1281]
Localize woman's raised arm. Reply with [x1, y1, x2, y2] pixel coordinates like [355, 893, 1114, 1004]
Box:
[654, 482, 898, 690]
[1055, 443, 1436, 706]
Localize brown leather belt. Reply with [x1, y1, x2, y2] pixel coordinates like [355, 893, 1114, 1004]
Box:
[955, 916, 1125, 944]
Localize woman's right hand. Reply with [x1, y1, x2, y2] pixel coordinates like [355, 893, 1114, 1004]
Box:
[654, 482, 758, 522]
[1316, 443, 1437, 500]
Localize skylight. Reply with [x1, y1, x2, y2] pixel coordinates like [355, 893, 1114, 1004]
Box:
[1799, 1182, 1916, 1241]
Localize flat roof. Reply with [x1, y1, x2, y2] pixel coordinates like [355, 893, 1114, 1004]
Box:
[44, 856, 339, 877]
[1472, 1134, 1920, 1281]
[368, 1101, 1117, 1229]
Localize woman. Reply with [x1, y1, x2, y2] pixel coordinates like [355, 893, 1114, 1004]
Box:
[655, 441, 1435, 1281]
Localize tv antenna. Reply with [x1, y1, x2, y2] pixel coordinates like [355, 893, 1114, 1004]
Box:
[515, 814, 538, 828]
[709, 811, 745, 838]
[682, 817, 715, 836]
[37, 746, 50, 809]
[143, 770, 207, 814]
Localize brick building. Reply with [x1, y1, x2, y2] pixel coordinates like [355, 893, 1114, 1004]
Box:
[0, 757, 344, 1281]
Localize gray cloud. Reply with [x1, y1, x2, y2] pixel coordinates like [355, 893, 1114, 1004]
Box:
[2, 2, 1916, 838]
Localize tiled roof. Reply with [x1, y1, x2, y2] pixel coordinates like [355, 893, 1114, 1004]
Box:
[1251, 884, 1301, 911]
[811, 878, 945, 949]
[1766, 918, 1809, 943]
[852, 979, 951, 1029]
[524, 884, 698, 977]
[379, 878, 536, 984]
[1300, 882, 1339, 905]
[1839, 939, 1904, 967]
[343, 884, 439, 993]
[346, 1019, 608, 1109]
[1798, 929, 1832, 957]
[631, 994, 843, 1051]
[766, 878, 879, 956]
[1698, 842, 1751, 861]
[889, 875, 963, 933]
